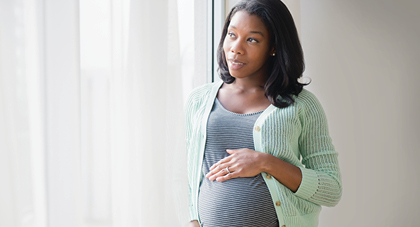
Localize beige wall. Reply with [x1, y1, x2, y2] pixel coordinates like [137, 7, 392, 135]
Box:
[300, 1, 420, 226]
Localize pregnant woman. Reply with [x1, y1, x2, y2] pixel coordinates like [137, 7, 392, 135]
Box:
[185, 0, 342, 226]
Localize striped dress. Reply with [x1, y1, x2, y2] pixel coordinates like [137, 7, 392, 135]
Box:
[198, 98, 278, 227]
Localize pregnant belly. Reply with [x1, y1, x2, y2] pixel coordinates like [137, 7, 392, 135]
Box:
[198, 174, 278, 227]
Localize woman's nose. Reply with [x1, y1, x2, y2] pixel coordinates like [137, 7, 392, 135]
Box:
[230, 40, 244, 55]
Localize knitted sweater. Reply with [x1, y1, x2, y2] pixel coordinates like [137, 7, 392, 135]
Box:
[185, 81, 342, 227]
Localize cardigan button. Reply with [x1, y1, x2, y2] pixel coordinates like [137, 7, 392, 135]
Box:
[266, 174, 272, 179]
[276, 201, 281, 206]
[254, 126, 260, 131]
[282, 225, 286, 227]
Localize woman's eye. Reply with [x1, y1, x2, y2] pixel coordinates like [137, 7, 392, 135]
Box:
[227, 32, 235, 38]
[248, 38, 258, 43]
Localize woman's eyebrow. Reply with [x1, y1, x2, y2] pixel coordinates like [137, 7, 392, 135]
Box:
[249, 31, 264, 37]
[229, 25, 265, 37]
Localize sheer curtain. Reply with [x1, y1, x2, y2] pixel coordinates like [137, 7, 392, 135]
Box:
[1, 0, 47, 226]
[1, 0, 197, 226]
[104, 0, 189, 226]
[79, 0, 192, 225]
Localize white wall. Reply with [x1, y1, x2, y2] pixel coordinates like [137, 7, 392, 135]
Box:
[300, 1, 420, 226]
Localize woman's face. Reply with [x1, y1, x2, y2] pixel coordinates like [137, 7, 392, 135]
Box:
[223, 11, 273, 81]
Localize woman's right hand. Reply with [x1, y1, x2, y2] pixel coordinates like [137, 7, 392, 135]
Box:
[188, 220, 200, 227]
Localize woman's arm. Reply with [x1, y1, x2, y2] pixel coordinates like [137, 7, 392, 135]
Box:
[259, 152, 302, 192]
[292, 91, 342, 206]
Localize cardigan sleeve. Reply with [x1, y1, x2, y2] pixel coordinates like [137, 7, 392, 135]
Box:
[294, 90, 342, 207]
[185, 96, 194, 220]
[184, 90, 199, 221]
[184, 83, 214, 221]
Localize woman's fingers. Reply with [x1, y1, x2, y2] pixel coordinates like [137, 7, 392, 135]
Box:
[207, 163, 238, 181]
[207, 168, 225, 181]
[226, 149, 238, 154]
[206, 164, 228, 180]
[216, 171, 240, 182]
[207, 148, 262, 181]
[188, 220, 200, 227]
[209, 155, 233, 171]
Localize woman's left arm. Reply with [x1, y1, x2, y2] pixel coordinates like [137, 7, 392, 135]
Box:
[291, 92, 342, 207]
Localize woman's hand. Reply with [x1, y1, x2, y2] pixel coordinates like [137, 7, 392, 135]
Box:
[205, 148, 265, 182]
[205, 148, 302, 192]
[188, 220, 200, 227]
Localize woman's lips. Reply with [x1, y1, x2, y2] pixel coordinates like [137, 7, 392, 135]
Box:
[228, 59, 246, 70]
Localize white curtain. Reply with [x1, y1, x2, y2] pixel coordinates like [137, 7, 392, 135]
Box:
[0, 0, 47, 226]
[105, 0, 190, 226]
[1, 0, 194, 226]
[79, 0, 192, 225]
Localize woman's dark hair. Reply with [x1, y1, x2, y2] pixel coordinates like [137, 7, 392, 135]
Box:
[217, 0, 308, 108]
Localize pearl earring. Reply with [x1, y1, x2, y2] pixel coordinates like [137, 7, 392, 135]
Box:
[272, 53, 276, 56]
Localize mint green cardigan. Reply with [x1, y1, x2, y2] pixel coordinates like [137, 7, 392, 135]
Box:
[185, 81, 342, 227]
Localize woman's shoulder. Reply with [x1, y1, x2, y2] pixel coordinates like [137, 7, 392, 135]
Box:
[185, 82, 220, 110]
[293, 88, 327, 118]
[294, 88, 323, 108]
[187, 83, 214, 98]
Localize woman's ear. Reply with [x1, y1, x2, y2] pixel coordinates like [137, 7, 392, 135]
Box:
[271, 49, 276, 56]
[270, 47, 276, 56]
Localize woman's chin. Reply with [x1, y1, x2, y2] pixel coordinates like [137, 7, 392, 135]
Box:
[228, 70, 244, 79]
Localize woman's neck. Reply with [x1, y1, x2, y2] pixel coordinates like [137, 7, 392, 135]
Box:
[229, 77, 266, 94]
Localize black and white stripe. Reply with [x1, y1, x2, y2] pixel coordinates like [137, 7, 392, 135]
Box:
[198, 99, 278, 227]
